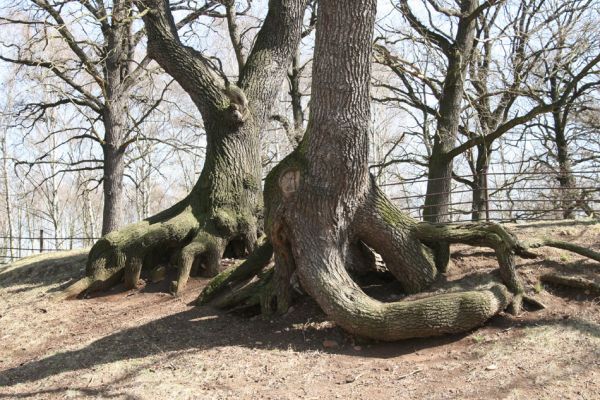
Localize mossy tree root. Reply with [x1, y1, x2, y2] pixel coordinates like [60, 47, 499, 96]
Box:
[412, 221, 545, 313]
[291, 234, 514, 341]
[196, 241, 273, 306]
[355, 184, 540, 314]
[527, 239, 600, 263]
[234, 147, 524, 340]
[353, 182, 437, 293]
[259, 171, 522, 339]
[61, 196, 256, 299]
[196, 240, 297, 316]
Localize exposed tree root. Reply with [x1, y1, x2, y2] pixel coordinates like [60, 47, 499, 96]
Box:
[61, 196, 258, 299]
[414, 222, 526, 293]
[290, 236, 515, 341]
[540, 273, 600, 295]
[209, 266, 275, 312]
[198, 0, 600, 340]
[198, 169, 535, 339]
[353, 184, 437, 293]
[526, 238, 600, 263]
[196, 242, 273, 305]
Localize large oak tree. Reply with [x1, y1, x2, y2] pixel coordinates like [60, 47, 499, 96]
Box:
[64, 0, 309, 297]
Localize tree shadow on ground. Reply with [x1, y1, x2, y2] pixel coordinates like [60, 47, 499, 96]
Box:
[0, 292, 475, 388]
[2, 241, 598, 389]
[4, 275, 598, 390]
[1, 295, 597, 389]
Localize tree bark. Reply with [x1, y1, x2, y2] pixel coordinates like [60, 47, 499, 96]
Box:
[549, 76, 576, 219]
[63, 0, 308, 298]
[101, 101, 127, 235]
[1, 133, 13, 259]
[421, 0, 479, 271]
[471, 144, 491, 221]
[260, 0, 521, 341]
[100, 2, 132, 234]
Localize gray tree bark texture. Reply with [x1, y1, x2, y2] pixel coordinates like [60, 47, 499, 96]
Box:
[249, 0, 527, 341]
[62, 0, 308, 298]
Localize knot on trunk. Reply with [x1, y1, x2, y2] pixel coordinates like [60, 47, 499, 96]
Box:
[223, 85, 250, 124]
[279, 168, 301, 198]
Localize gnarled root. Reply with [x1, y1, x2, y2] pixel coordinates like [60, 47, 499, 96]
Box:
[353, 184, 437, 293]
[540, 273, 600, 295]
[294, 241, 513, 341]
[526, 238, 600, 263]
[260, 170, 532, 340]
[196, 241, 273, 306]
[60, 197, 257, 299]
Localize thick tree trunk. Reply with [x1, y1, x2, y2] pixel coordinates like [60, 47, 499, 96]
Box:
[423, 153, 453, 271]
[101, 103, 127, 235]
[257, 0, 523, 341]
[63, 0, 308, 298]
[100, 1, 133, 235]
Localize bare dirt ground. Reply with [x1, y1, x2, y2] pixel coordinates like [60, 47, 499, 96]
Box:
[1, 220, 599, 400]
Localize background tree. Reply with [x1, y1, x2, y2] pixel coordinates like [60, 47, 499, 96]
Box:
[373, 0, 600, 240]
[0, 0, 214, 234]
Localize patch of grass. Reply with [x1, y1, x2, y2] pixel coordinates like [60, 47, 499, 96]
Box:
[471, 334, 485, 344]
[533, 281, 544, 294]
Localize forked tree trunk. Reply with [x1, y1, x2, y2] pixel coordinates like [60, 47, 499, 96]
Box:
[261, 0, 519, 341]
[63, 0, 308, 298]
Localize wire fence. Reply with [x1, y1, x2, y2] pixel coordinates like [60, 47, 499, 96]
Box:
[384, 168, 599, 223]
[1, 169, 598, 265]
[0, 231, 100, 265]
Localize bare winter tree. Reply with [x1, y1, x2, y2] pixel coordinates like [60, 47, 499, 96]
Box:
[0, 0, 217, 234]
[525, 2, 600, 218]
[51, 0, 600, 342]
[198, 0, 557, 340]
[373, 0, 494, 270]
[374, 0, 600, 266]
[461, 0, 600, 220]
[196, 0, 600, 341]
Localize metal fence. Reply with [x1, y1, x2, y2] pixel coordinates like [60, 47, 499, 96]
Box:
[0, 231, 100, 265]
[1, 169, 598, 265]
[383, 169, 599, 222]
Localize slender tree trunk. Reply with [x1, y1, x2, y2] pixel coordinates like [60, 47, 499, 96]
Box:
[552, 109, 575, 219]
[289, 51, 305, 136]
[1, 134, 13, 259]
[422, 0, 478, 270]
[471, 144, 491, 221]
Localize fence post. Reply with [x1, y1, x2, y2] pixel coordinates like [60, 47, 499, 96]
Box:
[39, 229, 44, 253]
